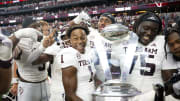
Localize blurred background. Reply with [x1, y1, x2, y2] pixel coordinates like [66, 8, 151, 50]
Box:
[0, 0, 179, 35]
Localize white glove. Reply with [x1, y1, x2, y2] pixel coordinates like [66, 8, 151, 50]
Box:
[14, 28, 42, 41]
[73, 11, 91, 24]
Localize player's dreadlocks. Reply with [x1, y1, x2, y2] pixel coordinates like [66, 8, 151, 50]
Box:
[164, 16, 180, 59]
[133, 11, 162, 34]
[66, 24, 89, 38]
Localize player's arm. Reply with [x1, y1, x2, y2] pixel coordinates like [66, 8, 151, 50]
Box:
[162, 69, 177, 82]
[31, 53, 53, 65]
[0, 58, 12, 95]
[10, 61, 19, 96]
[9, 28, 43, 50]
[26, 30, 56, 64]
[62, 66, 83, 101]
[68, 11, 91, 26]
[0, 63, 12, 95]
[162, 69, 179, 97]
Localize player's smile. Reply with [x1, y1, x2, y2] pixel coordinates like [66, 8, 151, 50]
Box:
[76, 43, 86, 53]
[137, 21, 159, 45]
[70, 28, 87, 54]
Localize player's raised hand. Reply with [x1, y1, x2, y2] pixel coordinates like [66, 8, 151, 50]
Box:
[42, 28, 56, 48]
[73, 11, 91, 24]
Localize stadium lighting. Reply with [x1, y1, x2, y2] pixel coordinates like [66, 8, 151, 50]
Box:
[35, 7, 39, 10]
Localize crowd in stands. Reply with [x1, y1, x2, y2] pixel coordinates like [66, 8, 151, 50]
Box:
[1, 12, 179, 36]
[0, 0, 178, 25]
[0, 0, 175, 14]
[0, 0, 178, 34]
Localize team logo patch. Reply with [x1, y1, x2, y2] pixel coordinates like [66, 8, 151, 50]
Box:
[151, 43, 156, 47]
[147, 16, 157, 21]
[76, 53, 81, 59]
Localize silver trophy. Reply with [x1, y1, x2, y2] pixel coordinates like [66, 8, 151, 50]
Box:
[93, 79, 141, 101]
[101, 23, 129, 41]
[93, 24, 141, 101]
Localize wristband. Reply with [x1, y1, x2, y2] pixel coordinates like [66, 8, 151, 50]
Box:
[12, 78, 19, 84]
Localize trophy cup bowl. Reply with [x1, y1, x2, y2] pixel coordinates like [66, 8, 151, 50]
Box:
[93, 79, 141, 101]
[101, 24, 129, 41]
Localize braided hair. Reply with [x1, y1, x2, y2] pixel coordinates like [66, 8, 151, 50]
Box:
[164, 16, 180, 59]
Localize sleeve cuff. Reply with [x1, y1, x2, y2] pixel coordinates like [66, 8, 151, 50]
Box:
[12, 78, 19, 84]
[39, 44, 46, 52]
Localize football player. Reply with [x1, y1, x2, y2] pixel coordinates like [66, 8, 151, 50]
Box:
[59, 25, 96, 101]
[29, 32, 71, 101]
[110, 12, 177, 101]
[0, 24, 42, 95]
[163, 18, 180, 100]
[69, 11, 119, 82]
[13, 19, 55, 101]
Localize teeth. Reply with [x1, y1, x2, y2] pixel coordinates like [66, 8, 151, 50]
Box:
[143, 36, 149, 40]
[77, 45, 83, 49]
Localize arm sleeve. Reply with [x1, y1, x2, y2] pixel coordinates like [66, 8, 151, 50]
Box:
[44, 43, 59, 56]
[26, 44, 46, 64]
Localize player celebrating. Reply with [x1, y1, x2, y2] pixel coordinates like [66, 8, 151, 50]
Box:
[0, 23, 42, 95]
[30, 32, 71, 101]
[13, 19, 55, 101]
[163, 17, 180, 100]
[70, 11, 119, 82]
[57, 25, 96, 101]
[110, 12, 177, 101]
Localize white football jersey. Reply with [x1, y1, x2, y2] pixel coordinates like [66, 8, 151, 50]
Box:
[113, 35, 177, 93]
[87, 27, 112, 53]
[15, 38, 48, 82]
[163, 53, 180, 101]
[45, 41, 70, 100]
[56, 47, 96, 101]
[87, 27, 120, 80]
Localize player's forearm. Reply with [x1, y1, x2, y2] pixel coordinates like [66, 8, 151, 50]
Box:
[32, 54, 53, 65]
[62, 67, 82, 101]
[162, 69, 177, 82]
[13, 61, 18, 78]
[0, 67, 12, 95]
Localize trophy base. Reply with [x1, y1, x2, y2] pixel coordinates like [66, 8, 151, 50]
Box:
[93, 79, 141, 101]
